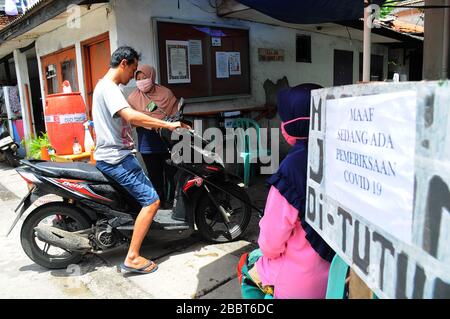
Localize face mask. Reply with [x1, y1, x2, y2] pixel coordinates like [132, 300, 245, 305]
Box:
[281, 117, 310, 146]
[136, 78, 153, 93]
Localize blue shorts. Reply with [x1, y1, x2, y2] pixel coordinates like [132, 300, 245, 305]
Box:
[96, 154, 159, 207]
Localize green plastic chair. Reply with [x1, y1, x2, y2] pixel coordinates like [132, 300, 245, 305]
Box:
[231, 118, 271, 187]
[326, 254, 380, 299]
[326, 254, 349, 299]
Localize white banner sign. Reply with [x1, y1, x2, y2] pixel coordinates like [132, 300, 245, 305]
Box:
[45, 113, 87, 124]
[325, 90, 417, 243]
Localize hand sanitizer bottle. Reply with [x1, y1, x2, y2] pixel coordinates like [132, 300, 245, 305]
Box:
[83, 121, 95, 153]
[73, 137, 82, 155]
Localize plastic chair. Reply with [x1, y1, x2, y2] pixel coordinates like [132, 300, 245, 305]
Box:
[231, 118, 270, 187]
[326, 254, 379, 299]
[326, 254, 349, 299]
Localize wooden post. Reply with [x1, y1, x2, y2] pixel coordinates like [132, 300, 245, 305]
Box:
[24, 84, 35, 137]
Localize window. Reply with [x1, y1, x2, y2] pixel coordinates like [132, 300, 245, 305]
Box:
[41, 46, 79, 96]
[359, 53, 384, 81]
[61, 59, 78, 92]
[46, 64, 58, 94]
[296, 35, 311, 63]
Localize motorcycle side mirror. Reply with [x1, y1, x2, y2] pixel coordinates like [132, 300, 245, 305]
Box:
[178, 97, 185, 112]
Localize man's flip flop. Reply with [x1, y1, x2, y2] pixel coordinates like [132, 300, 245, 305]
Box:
[120, 260, 158, 274]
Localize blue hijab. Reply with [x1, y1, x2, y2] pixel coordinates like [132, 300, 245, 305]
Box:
[266, 83, 335, 262]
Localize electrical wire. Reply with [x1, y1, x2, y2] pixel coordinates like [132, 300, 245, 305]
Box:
[345, 26, 354, 47]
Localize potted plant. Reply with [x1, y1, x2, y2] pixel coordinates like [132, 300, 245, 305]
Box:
[22, 133, 53, 161]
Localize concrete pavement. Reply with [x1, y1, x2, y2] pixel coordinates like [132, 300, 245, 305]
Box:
[0, 161, 267, 299]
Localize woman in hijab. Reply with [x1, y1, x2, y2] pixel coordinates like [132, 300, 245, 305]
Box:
[127, 65, 178, 207]
[237, 83, 335, 299]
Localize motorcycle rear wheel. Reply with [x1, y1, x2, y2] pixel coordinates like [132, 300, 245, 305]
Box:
[195, 182, 252, 243]
[20, 204, 91, 269]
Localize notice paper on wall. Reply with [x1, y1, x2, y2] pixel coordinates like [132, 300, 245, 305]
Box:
[166, 40, 191, 83]
[188, 40, 203, 65]
[229, 52, 241, 75]
[216, 52, 229, 78]
[211, 37, 221, 47]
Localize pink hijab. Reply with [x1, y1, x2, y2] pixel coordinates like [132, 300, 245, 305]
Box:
[127, 65, 178, 120]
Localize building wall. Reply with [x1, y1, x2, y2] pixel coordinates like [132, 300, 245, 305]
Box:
[34, 3, 114, 108]
[423, 0, 450, 80]
[111, 0, 388, 113]
[111, 0, 388, 157]
[20, 0, 389, 158]
[35, 4, 112, 57]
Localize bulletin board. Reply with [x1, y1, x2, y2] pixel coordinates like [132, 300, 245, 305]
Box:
[156, 20, 250, 99]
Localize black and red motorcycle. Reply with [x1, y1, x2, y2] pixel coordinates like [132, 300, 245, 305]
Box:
[7, 100, 260, 269]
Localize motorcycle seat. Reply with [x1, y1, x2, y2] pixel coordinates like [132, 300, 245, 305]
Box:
[33, 161, 109, 182]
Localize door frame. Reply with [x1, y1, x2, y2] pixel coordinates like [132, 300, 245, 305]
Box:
[81, 32, 110, 118]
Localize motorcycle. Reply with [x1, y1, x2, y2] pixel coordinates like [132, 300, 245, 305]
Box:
[0, 129, 21, 168]
[7, 99, 262, 269]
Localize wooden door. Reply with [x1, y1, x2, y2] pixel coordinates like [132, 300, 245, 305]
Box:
[41, 46, 79, 96]
[82, 33, 111, 117]
[334, 49, 354, 86]
[359, 53, 385, 81]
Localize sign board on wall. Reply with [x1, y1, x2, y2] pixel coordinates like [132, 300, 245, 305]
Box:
[258, 48, 284, 62]
[307, 82, 450, 299]
[156, 21, 250, 98]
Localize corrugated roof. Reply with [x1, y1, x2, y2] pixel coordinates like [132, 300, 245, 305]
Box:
[379, 0, 425, 35]
[0, 0, 43, 14]
[391, 19, 424, 33]
[0, 0, 47, 26]
[0, 13, 18, 30]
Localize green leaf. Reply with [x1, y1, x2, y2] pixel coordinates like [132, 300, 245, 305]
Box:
[380, 1, 397, 19]
[22, 133, 53, 160]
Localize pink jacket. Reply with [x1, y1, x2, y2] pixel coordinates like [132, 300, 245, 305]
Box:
[256, 186, 330, 299]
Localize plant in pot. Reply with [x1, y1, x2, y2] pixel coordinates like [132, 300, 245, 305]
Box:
[21, 133, 54, 161]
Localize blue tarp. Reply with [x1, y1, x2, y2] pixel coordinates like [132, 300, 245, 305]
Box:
[236, 0, 386, 24]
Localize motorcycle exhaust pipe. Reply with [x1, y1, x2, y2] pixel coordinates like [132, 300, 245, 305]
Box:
[34, 225, 92, 252]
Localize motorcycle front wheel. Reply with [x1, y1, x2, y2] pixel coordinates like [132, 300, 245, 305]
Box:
[195, 182, 252, 243]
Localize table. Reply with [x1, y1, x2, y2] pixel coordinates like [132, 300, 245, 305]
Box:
[53, 151, 92, 163]
[185, 105, 268, 116]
